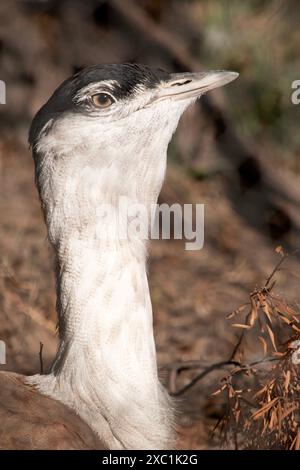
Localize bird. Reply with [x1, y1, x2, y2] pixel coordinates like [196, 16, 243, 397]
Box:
[1, 64, 238, 450]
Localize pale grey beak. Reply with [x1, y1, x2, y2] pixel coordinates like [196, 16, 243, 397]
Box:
[155, 70, 239, 102]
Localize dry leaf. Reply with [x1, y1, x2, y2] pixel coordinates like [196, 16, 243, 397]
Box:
[251, 397, 279, 420]
[248, 297, 258, 327]
[226, 304, 248, 320]
[232, 323, 251, 329]
[258, 336, 268, 355]
[275, 245, 284, 256]
[284, 370, 291, 392]
[262, 301, 273, 324]
[266, 324, 277, 351]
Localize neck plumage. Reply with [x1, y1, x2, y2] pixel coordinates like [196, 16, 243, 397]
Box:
[28, 141, 174, 449]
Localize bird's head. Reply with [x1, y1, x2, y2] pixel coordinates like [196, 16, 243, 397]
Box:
[30, 63, 238, 154]
[29, 64, 238, 241]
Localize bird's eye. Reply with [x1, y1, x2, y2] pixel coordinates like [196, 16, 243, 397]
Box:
[91, 93, 114, 108]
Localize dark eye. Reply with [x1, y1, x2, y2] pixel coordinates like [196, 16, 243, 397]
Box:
[91, 93, 114, 108]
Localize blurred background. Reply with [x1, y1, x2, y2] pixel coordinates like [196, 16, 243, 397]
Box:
[1, 0, 300, 449]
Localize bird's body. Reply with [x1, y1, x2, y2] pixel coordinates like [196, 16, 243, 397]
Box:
[0, 371, 104, 449]
[3, 64, 238, 449]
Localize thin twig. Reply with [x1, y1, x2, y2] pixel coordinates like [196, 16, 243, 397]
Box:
[170, 360, 241, 397]
[39, 342, 44, 375]
[228, 328, 246, 362]
[264, 254, 286, 289]
[162, 360, 208, 373]
[169, 356, 279, 396]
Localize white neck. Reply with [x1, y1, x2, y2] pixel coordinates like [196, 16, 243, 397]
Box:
[49, 235, 173, 449]
[27, 120, 181, 448]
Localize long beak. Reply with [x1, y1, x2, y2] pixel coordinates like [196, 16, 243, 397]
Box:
[154, 70, 239, 102]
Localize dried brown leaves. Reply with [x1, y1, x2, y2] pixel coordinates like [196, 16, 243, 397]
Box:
[165, 249, 300, 449]
[214, 250, 300, 449]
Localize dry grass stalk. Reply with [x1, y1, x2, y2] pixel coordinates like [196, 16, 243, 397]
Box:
[213, 250, 300, 449]
[165, 249, 300, 449]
